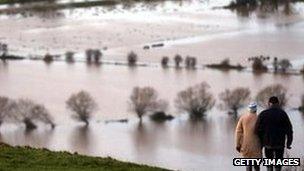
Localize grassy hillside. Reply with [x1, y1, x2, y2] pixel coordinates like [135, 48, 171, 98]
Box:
[0, 143, 170, 171]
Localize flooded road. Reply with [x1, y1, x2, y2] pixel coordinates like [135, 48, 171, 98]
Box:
[0, 61, 303, 170]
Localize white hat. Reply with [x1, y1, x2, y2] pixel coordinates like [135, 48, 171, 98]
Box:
[248, 102, 257, 113]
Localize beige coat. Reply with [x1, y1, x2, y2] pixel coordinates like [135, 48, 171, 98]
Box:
[235, 112, 262, 158]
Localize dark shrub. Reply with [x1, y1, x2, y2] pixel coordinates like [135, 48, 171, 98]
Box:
[65, 51, 75, 63]
[174, 54, 183, 68]
[161, 56, 169, 68]
[252, 57, 267, 72]
[150, 112, 174, 122]
[127, 51, 138, 66]
[43, 53, 54, 63]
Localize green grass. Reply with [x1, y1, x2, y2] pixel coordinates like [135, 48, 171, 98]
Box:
[0, 143, 170, 171]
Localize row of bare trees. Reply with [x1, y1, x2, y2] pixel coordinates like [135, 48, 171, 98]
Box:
[1, 84, 302, 127]
[250, 56, 293, 73]
[129, 83, 295, 121]
[43, 50, 199, 69]
[42, 50, 304, 76]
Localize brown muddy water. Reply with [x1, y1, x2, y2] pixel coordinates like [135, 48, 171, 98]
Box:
[0, 0, 304, 170]
[0, 61, 304, 171]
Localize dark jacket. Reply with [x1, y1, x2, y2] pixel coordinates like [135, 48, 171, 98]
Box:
[255, 106, 293, 149]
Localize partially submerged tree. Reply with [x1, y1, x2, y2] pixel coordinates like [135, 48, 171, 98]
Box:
[185, 56, 197, 69]
[31, 104, 55, 128]
[0, 96, 10, 126]
[66, 91, 97, 125]
[85, 49, 93, 63]
[92, 49, 102, 64]
[251, 57, 268, 72]
[175, 82, 215, 119]
[129, 87, 168, 122]
[256, 84, 287, 108]
[43, 53, 54, 63]
[278, 59, 292, 73]
[161, 56, 169, 68]
[0, 43, 8, 58]
[14, 99, 55, 130]
[85, 49, 102, 64]
[273, 57, 279, 73]
[65, 51, 75, 63]
[174, 54, 183, 68]
[219, 87, 251, 116]
[127, 51, 138, 66]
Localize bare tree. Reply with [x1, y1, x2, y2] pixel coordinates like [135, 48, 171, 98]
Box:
[31, 104, 55, 128]
[175, 82, 215, 119]
[0, 43, 8, 57]
[219, 87, 251, 116]
[0, 96, 10, 126]
[256, 84, 287, 108]
[127, 51, 138, 66]
[85, 49, 93, 63]
[279, 59, 292, 73]
[185, 56, 197, 69]
[14, 99, 55, 130]
[174, 54, 183, 68]
[161, 56, 169, 68]
[129, 87, 167, 122]
[66, 91, 97, 125]
[93, 49, 102, 64]
[65, 51, 75, 63]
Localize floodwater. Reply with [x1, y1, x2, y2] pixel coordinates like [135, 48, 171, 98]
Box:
[0, 61, 304, 171]
[0, 0, 304, 170]
[0, 0, 304, 66]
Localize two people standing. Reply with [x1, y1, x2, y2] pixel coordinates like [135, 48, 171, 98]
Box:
[235, 96, 293, 171]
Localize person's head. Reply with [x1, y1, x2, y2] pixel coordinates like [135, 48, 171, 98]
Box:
[268, 96, 280, 107]
[248, 102, 257, 113]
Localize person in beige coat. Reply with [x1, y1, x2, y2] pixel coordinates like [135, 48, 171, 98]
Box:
[235, 102, 262, 171]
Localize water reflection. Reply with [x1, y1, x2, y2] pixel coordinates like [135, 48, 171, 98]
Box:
[0, 126, 54, 147]
[70, 125, 92, 153]
[231, 0, 295, 18]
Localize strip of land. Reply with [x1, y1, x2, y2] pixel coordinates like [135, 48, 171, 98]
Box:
[0, 143, 170, 171]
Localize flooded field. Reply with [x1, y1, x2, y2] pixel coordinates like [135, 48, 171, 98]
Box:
[1, 0, 304, 170]
[0, 61, 304, 170]
[0, 0, 304, 66]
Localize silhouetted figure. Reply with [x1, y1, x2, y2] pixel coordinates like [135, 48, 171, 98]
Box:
[235, 102, 261, 171]
[255, 96, 293, 171]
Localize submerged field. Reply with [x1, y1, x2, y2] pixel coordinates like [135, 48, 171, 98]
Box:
[1, 0, 304, 171]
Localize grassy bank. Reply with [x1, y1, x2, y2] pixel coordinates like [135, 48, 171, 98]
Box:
[0, 143, 170, 171]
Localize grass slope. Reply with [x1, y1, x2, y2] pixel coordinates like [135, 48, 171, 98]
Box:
[0, 143, 170, 171]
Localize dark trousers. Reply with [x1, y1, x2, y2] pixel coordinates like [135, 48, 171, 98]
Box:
[246, 165, 260, 171]
[264, 148, 284, 171]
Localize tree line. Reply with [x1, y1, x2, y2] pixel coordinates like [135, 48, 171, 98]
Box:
[1, 83, 303, 129]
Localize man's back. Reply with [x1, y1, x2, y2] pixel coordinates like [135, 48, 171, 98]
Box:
[255, 106, 293, 149]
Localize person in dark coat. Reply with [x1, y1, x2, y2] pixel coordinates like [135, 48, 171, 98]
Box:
[255, 96, 293, 171]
